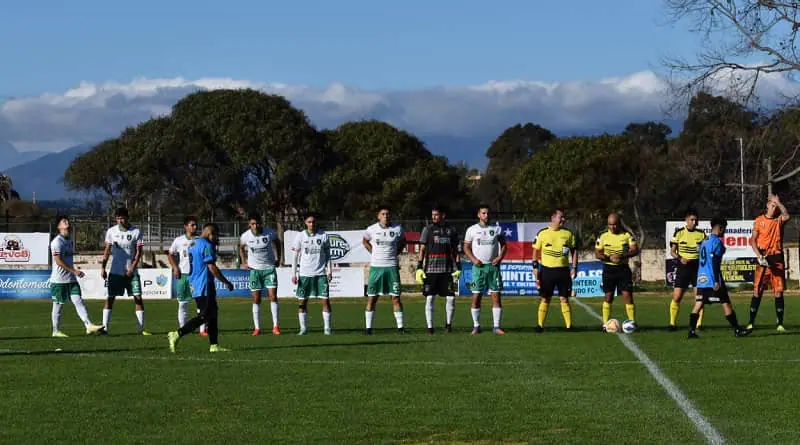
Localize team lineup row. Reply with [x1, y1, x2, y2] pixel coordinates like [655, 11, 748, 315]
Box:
[45, 197, 790, 352]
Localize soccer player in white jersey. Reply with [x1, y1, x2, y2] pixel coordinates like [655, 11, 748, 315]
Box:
[101, 207, 150, 335]
[49, 215, 104, 337]
[167, 216, 206, 335]
[240, 213, 282, 336]
[291, 213, 333, 335]
[463, 204, 507, 335]
[362, 205, 407, 334]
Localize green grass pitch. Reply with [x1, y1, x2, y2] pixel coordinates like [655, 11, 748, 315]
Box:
[1, 293, 798, 444]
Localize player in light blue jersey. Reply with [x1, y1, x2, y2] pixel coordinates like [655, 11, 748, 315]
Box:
[689, 216, 752, 339]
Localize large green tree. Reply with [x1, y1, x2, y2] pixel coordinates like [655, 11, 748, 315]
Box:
[63, 139, 126, 211]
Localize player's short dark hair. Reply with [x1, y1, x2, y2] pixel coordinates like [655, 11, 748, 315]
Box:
[203, 222, 218, 232]
[377, 205, 391, 213]
[553, 208, 565, 216]
[431, 205, 446, 214]
[685, 208, 698, 218]
[183, 216, 197, 225]
[115, 207, 129, 218]
[247, 213, 261, 222]
[54, 214, 69, 226]
[710, 215, 727, 229]
[304, 212, 319, 220]
[476, 204, 490, 212]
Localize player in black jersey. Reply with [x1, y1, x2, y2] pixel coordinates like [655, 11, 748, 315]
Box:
[416, 206, 461, 334]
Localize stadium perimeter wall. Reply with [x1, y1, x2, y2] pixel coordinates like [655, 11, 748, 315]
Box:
[6, 249, 797, 285]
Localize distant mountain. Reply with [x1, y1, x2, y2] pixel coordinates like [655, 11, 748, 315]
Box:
[0, 140, 48, 170]
[4, 143, 95, 200]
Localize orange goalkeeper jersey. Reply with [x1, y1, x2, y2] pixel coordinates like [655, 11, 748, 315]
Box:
[753, 215, 785, 255]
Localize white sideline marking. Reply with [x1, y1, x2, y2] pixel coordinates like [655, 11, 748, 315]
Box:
[574, 299, 726, 445]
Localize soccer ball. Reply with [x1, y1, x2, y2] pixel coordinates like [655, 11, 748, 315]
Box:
[604, 318, 621, 333]
[622, 319, 637, 334]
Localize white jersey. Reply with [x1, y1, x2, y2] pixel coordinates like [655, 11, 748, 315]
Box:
[363, 223, 404, 267]
[50, 235, 76, 284]
[240, 229, 278, 269]
[464, 223, 502, 264]
[292, 230, 330, 277]
[104, 225, 144, 276]
[168, 235, 195, 274]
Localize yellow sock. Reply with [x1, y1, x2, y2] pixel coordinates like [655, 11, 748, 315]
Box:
[602, 302, 612, 323]
[538, 301, 549, 327]
[560, 302, 572, 328]
[625, 304, 635, 322]
[697, 307, 704, 328]
[669, 300, 680, 326]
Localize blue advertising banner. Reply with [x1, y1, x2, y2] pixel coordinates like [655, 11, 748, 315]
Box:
[458, 261, 604, 297]
[0, 270, 52, 299]
[170, 269, 252, 298]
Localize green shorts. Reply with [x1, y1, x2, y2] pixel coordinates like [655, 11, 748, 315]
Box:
[107, 272, 142, 298]
[175, 274, 193, 302]
[51, 282, 81, 304]
[249, 268, 277, 291]
[367, 266, 401, 297]
[470, 264, 503, 294]
[296, 275, 330, 299]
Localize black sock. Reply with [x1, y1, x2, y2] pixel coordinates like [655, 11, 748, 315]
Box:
[207, 316, 219, 345]
[689, 312, 700, 332]
[748, 297, 762, 325]
[726, 312, 739, 330]
[178, 316, 205, 337]
[776, 297, 785, 326]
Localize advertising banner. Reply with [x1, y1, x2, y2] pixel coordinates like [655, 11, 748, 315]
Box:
[283, 230, 371, 264]
[0, 233, 50, 265]
[458, 261, 605, 297]
[664, 220, 757, 285]
[79, 268, 173, 299]
[214, 267, 365, 298]
[0, 270, 51, 299]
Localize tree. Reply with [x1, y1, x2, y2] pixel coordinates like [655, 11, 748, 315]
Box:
[0, 174, 19, 202]
[477, 123, 556, 213]
[170, 89, 325, 225]
[63, 139, 125, 211]
[310, 120, 470, 219]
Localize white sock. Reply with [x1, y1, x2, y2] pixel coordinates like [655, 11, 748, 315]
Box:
[323, 310, 331, 330]
[70, 294, 92, 327]
[425, 296, 435, 329]
[135, 310, 145, 332]
[492, 307, 502, 328]
[445, 296, 455, 325]
[471, 308, 481, 327]
[270, 301, 279, 327]
[365, 311, 375, 329]
[252, 304, 261, 330]
[178, 301, 190, 327]
[394, 311, 404, 329]
[52, 303, 63, 333]
[298, 312, 308, 331]
[197, 308, 206, 333]
[102, 308, 112, 329]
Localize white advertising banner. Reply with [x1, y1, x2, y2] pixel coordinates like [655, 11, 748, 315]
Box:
[78, 268, 173, 300]
[283, 230, 371, 264]
[665, 220, 754, 259]
[0, 232, 50, 265]
[276, 267, 364, 298]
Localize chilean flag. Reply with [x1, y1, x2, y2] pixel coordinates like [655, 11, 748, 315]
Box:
[495, 222, 550, 261]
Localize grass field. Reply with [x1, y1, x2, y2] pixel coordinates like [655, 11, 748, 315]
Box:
[1, 292, 798, 445]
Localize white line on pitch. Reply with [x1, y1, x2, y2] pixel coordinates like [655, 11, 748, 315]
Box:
[574, 299, 726, 445]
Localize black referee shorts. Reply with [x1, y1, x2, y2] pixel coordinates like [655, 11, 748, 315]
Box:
[696, 286, 731, 305]
[539, 266, 572, 298]
[602, 264, 633, 294]
[673, 260, 699, 289]
[423, 273, 455, 297]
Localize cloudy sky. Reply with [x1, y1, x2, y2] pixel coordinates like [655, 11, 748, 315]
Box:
[0, 0, 791, 166]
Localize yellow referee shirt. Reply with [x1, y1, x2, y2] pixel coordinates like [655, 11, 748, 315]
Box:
[670, 227, 706, 261]
[595, 230, 637, 266]
[533, 227, 576, 268]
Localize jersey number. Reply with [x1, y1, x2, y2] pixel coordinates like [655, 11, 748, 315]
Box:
[699, 247, 707, 267]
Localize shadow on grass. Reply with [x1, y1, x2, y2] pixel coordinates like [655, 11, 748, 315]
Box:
[0, 345, 165, 357]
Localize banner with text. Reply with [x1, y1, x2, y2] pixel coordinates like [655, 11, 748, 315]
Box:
[283, 230, 372, 264]
[0, 270, 51, 299]
[79, 268, 173, 300]
[213, 267, 365, 298]
[0, 232, 50, 265]
[664, 220, 757, 285]
[458, 261, 605, 297]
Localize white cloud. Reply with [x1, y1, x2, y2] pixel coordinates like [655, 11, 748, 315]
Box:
[1, 69, 797, 162]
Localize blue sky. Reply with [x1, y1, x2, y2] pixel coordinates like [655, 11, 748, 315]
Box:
[1, 0, 695, 95]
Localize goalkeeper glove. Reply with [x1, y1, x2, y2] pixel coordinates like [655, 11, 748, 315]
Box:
[415, 269, 426, 284]
[451, 270, 461, 280]
[757, 256, 769, 267]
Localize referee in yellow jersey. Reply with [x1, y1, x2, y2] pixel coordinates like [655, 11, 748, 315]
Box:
[669, 209, 706, 331]
[532, 208, 578, 332]
[595, 213, 639, 331]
